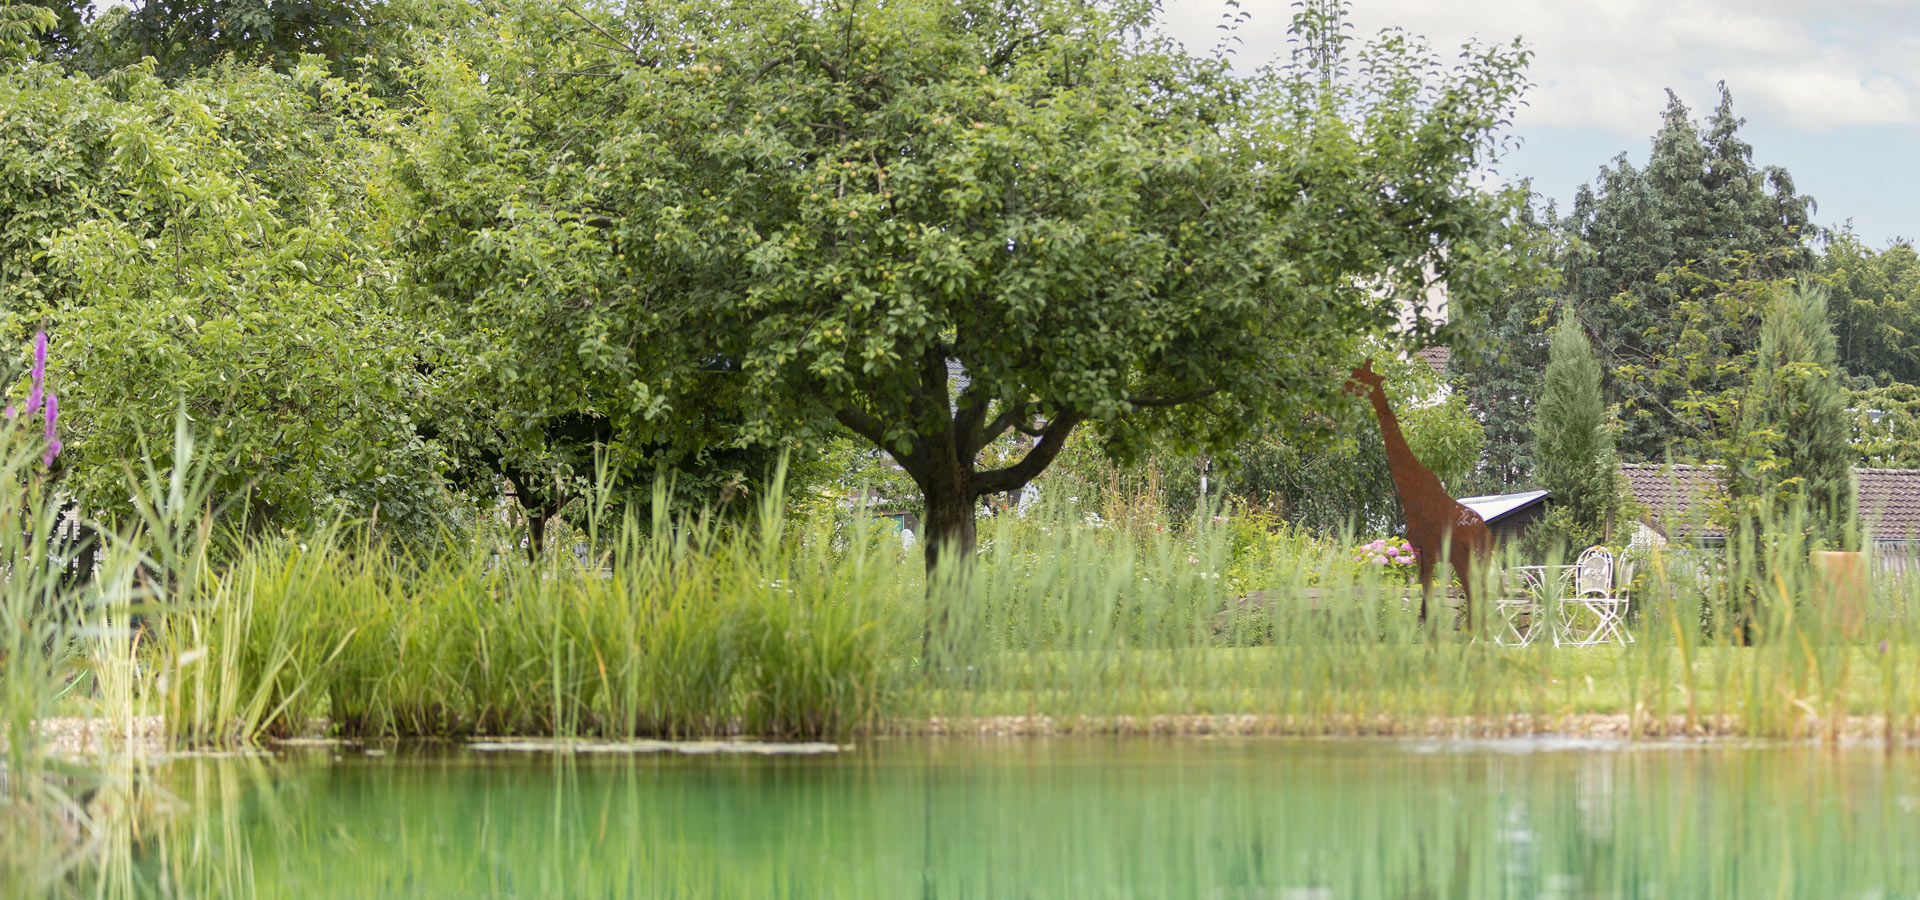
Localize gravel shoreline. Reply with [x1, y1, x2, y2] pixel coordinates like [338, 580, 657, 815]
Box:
[26, 716, 168, 756]
[19, 713, 1920, 756]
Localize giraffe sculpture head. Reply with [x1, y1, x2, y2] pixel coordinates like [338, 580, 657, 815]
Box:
[1345, 359, 1383, 397]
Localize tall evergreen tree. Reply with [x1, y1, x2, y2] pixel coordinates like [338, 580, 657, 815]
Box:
[1532, 309, 1617, 544]
[1561, 83, 1814, 461]
[1737, 281, 1855, 547]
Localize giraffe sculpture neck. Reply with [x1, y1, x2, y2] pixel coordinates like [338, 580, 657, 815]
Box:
[1364, 382, 1445, 499]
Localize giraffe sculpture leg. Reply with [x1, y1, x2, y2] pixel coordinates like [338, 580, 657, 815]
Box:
[1415, 555, 1438, 625]
[1450, 549, 1479, 631]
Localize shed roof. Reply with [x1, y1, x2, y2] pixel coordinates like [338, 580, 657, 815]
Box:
[1458, 489, 1549, 523]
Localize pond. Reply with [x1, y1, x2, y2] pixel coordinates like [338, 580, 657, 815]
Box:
[105, 738, 1920, 898]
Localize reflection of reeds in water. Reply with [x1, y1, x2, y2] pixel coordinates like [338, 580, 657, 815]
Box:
[65, 741, 1920, 899]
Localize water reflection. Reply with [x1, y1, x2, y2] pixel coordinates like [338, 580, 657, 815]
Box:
[73, 739, 1920, 898]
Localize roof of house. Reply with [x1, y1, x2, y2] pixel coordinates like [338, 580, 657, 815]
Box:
[1458, 489, 1549, 523]
[1857, 468, 1920, 540]
[1414, 346, 1451, 379]
[1618, 463, 1920, 541]
[1617, 463, 1724, 539]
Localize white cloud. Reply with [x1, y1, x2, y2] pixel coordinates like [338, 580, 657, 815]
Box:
[1155, 0, 1920, 133]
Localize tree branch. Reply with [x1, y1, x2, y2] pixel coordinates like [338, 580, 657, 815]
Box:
[834, 407, 888, 447]
[1126, 387, 1219, 409]
[837, 406, 929, 484]
[952, 382, 992, 459]
[973, 412, 1084, 496]
[974, 400, 1031, 452]
[562, 2, 642, 58]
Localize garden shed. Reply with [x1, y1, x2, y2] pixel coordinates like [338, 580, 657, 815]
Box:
[1457, 489, 1551, 544]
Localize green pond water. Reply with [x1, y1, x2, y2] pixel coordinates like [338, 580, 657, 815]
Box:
[104, 738, 1920, 898]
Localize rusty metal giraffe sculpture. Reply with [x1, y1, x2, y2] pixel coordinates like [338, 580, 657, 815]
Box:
[1346, 360, 1493, 628]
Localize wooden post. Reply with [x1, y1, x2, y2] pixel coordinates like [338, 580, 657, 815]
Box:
[1809, 550, 1866, 641]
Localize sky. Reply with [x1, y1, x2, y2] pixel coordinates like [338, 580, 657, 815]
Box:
[1154, 0, 1920, 247]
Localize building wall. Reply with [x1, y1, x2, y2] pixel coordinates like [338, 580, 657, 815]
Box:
[1487, 502, 1547, 544]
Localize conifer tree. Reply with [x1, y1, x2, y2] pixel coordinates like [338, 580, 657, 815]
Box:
[1739, 281, 1855, 547]
[1561, 83, 1814, 461]
[1532, 309, 1617, 544]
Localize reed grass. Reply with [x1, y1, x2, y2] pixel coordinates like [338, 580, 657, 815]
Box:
[118, 477, 1920, 746]
[14, 417, 1920, 766]
[150, 488, 903, 743]
[0, 419, 156, 890]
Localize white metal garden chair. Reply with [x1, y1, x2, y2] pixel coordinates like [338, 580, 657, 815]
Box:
[1558, 546, 1632, 646]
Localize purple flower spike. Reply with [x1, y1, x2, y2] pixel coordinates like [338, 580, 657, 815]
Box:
[20, 331, 46, 421]
[41, 392, 59, 465]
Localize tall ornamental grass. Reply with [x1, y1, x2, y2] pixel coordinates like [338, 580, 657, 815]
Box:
[155, 486, 901, 743]
[150, 482, 1920, 743]
[6, 411, 1894, 748]
[0, 350, 153, 890]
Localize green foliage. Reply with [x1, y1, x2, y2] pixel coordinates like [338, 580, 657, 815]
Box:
[1448, 197, 1561, 494]
[1849, 383, 1920, 467]
[1531, 310, 1620, 547]
[1611, 250, 1800, 462]
[1052, 351, 1481, 534]
[1561, 84, 1814, 461]
[89, 0, 389, 78]
[1402, 388, 1488, 494]
[1, 61, 449, 532]
[396, 0, 1534, 560]
[1822, 231, 1920, 386]
[1728, 281, 1855, 547]
[0, 3, 56, 63]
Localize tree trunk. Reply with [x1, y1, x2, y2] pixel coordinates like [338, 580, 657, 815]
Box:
[527, 511, 549, 562]
[919, 468, 977, 575]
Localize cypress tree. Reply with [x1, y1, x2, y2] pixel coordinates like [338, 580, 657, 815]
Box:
[1743, 280, 1855, 547]
[1533, 309, 1617, 543]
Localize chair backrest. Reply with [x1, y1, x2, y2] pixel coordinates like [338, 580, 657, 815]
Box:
[1615, 552, 1638, 598]
[1574, 546, 1614, 597]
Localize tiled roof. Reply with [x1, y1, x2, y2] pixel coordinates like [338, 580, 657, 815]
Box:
[1618, 463, 1724, 539]
[1619, 463, 1920, 541]
[1857, 468, 1920, 541]
[1414, 346, 1450, 378]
